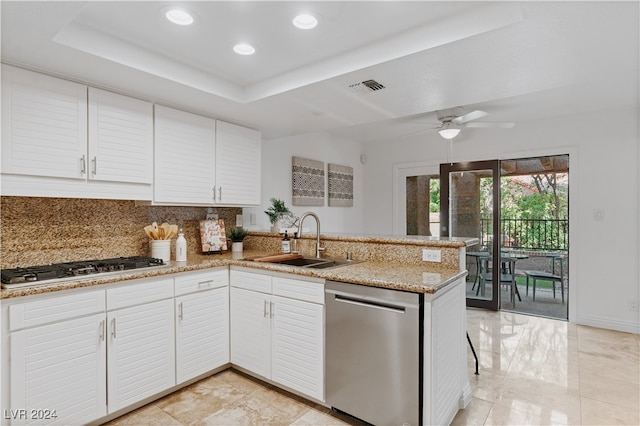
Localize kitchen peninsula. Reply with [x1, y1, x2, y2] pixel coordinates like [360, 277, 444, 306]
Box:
[1, 232, 475, 426]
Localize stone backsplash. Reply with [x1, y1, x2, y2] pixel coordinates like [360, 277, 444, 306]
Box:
[0, 196, 240, 269]
[244, 232, 462, 269]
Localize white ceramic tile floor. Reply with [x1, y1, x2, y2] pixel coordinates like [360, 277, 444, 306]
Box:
[106, 308, 640, 425]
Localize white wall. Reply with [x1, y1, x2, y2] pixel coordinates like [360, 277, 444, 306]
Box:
[243, 132, 365, 234]
[361, 107, 640, 333]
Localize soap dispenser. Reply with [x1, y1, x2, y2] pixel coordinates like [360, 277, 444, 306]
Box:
[292, 232, 299, 254]
[176, 229, 187, 262]
[281, 230, 291, 254]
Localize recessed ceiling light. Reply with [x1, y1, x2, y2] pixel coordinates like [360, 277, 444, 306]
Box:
[293, 14, 318, 29]
[233, 43, 256, 55]
[166, 9, 194, 26]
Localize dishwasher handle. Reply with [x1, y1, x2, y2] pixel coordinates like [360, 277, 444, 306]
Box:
[332, 293, 406, 314]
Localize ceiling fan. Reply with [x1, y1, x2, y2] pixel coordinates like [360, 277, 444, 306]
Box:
[403, 106, 516, 140]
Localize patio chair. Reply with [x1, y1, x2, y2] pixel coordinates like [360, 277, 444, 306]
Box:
[524, 270, 564, 303]
[477, 257, 522, 304]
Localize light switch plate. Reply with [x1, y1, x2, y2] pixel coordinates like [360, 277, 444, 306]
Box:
[236, 214, 243, 227]
[422, 249, 441, 262]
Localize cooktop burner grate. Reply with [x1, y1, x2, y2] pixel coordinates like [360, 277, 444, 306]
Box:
[1, 256, 166, 288]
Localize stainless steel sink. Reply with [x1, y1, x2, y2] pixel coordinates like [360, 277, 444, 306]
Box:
[276, 257, 327, 267]
[275, 257, 356, 270]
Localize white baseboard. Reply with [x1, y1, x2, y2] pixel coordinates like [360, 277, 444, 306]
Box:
[576, 314, 640, 334]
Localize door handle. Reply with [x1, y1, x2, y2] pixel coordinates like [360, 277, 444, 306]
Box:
[334, 294, 406, 314]
[110, 318, 116, 338]
[264, 300, 269, 318]
[270, 301, 274, 318]
[80, 155, 86, 175]
[99, 320, 105, 341]
[91, 156, 97, 175]
[179, 302, 184, 320]
[212, 186, 217, 202]
[218, 186, 222, 201]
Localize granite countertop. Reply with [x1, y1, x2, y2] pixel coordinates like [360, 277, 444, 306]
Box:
[250, 231, 479, 247]
[0, 249, 466, 300]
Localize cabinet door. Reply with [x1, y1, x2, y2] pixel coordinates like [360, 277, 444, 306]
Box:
[215, 121, 261, 205]
[271, 296, 324, 401]
[107, 299, 175, 412]
[88, 88, 153, 184]
[10, 313, 107, 425]
[176, 286, 229, 384]
[154, 105, 215, 205]
[230, 287, 271, 379]
[1, 64, 87, 179]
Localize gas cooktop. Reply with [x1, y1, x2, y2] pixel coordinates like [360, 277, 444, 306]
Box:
[1, 256, 167, 289]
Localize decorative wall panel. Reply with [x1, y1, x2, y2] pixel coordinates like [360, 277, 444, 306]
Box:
[292, 156, 324, 206]
[328, 163, 353, 207]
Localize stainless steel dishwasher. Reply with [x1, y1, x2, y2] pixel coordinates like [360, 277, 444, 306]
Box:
[325, 281, 423, 426]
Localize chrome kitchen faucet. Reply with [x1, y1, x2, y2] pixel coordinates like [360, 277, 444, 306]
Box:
[297, 212, 325, 258]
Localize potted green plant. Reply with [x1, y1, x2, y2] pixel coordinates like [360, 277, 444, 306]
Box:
[226, 226, 249, 252]
[264, 198, 297, 232]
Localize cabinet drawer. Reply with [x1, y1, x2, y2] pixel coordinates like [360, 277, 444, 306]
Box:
[272, 276, 325, 304]
[230, 269, 271, 293]
[8, 289, 105, 331]
[175, 268, 228, 296]
[107, 278, 174, 310]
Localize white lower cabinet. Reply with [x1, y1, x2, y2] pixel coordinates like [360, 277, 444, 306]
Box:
[7, 290, 107, 425]
[175, 268, 229, 384]
[106, 300, 175, 412]
[271, 295, 324, 401]
[230, 268, 325, 401]
[2, 266, 323, 425]
[230, 286, 272, 378]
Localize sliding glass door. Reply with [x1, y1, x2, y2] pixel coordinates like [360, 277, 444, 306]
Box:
[441, 160, 500, 310]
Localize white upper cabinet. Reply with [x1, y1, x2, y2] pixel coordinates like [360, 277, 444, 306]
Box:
[154, 105, 216, 205]
[1, 65, 153, 200]
[1, 64, 87, 179]
[215, 120, 261, 205]
[154, 108, 261, 206]
[88, 87, 153, 184]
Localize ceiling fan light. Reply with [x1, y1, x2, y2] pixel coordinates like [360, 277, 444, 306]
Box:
[438, 126, 461, 140]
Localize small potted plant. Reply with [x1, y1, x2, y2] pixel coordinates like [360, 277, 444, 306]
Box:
[264, 198, 297, 233]
[226, 226, 249, 252]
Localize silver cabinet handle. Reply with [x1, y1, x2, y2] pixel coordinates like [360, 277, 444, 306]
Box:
[212, 186, 217, 202]
[91, 157, 97, 175]
[264, 300, 269, 318]
[80, 155, 86, 175]
[99, 320, 105, 341]
[179, 302, 184, 320]
[110, 318, 117, 338]
[218, 186, 222, 201]
[198, 280, 213, 288]
[270, 301, 274, 318]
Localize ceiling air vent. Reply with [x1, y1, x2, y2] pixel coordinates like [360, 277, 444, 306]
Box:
[349, 79, 386, 94]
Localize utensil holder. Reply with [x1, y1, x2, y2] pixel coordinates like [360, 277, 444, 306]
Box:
[150, 240, 171, 263]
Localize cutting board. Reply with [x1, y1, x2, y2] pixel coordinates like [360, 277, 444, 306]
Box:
[244, 253, 303, 262]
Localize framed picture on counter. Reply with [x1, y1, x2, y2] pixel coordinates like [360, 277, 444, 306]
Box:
[199, 219, 227, 253]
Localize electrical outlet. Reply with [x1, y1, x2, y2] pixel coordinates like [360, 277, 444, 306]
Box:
[422, 249, 441, 262]
[629, 300, 639, 312]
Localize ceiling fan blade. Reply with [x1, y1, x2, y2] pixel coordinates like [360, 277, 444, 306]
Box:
[453, 110, 488, 124]
[464, 121, 516, 129]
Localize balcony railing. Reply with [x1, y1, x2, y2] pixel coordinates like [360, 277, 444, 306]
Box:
[480, 217, 568, 251]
